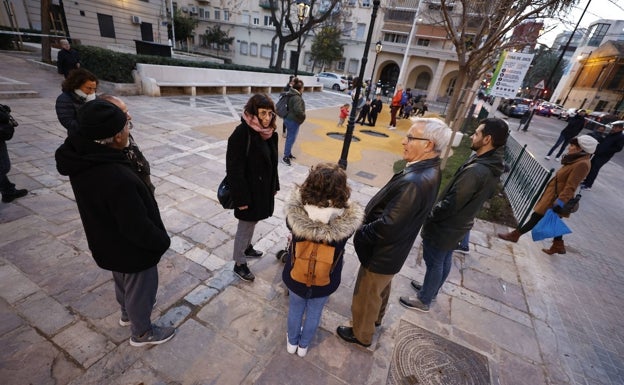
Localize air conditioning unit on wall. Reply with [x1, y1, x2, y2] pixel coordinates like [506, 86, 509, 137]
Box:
[131, 15, 141, 24]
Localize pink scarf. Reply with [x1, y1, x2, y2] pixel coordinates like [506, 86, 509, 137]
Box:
[242, 112, 274, 140]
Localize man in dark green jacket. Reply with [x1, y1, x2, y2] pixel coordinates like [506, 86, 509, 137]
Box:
[282, 78, 306, 166]
[400, 118, 509, 312]
[337, 118, 453, 347]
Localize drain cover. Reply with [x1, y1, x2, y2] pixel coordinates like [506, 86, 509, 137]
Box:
[360, 129, 389, 138]
[387, 320, 490, 385]
[356, 171, 376, 180]
[327, 132, 360, 142]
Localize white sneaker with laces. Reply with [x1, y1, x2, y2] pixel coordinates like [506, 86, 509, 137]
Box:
[297, 346, 308, 357]
[545, 155, 551, 160]
[286, 335, 297, 354]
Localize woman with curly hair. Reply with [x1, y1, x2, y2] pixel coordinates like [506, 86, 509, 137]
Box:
[55, 68, 98, 135]
[227, 93, 280, 282]
[282, 163, 363, 357]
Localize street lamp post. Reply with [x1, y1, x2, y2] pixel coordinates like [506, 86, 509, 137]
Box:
[366, 41, 382, 99]
[294, 1, 310, 77]
[338, 0, 381, 169]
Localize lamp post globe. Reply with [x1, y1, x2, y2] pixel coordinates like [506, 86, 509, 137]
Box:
[294, 1, 310, 77]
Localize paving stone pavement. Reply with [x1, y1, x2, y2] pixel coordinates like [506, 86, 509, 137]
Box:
[0, 51, 623, 385]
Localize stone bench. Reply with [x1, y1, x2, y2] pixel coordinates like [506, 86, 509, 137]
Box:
[136, 63, 323, 97]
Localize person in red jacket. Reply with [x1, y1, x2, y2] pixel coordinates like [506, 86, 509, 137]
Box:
[388, 84, 404, 130]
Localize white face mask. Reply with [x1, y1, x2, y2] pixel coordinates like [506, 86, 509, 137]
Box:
[74, 89, 96, 102]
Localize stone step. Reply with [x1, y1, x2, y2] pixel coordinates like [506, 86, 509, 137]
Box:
[0, 80, 32, 92]
[0, 90, 39, 99]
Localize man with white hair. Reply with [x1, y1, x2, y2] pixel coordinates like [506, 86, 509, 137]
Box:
[337, 118, 453, 348]
[402, 118, 509, 312]
[57, 39, 81, 78]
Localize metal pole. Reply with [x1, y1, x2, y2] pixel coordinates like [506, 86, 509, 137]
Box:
[367, 47, 380, 99]
[169, 0, 176, 49]
[295, 25, 301, 77]
[396, 0, 421, 87]
[338, 0, 381, 169]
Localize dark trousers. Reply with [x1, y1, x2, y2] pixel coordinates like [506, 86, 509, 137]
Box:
[351, 265, 393, 345]
[583, 156, 609, 188]
[546, 134, 570, 158]
[518, 212, 563, 241]
[113, 265, 158, 337]
[368, 111, 378, 126]
[390, 106, 400, 126]
[0, 140, 15, 193]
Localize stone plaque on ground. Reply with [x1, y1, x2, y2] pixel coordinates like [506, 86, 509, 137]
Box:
[387, 320, 490, 385]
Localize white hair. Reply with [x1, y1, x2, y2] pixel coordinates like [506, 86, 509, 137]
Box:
[410, 117, 454, 156]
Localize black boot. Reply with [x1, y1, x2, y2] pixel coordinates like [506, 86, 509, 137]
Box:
[2, 188, 28, 203]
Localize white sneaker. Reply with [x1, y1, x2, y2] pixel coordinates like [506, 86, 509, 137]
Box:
[297, 346, 308, 357]
[555, 157, 560, 162]
[545, 155, 551, 160]
[388, 126, 396, 130]
[286, 335, 297, 354]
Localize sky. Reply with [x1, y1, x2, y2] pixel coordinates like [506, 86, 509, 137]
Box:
[538, 0, 624, 47]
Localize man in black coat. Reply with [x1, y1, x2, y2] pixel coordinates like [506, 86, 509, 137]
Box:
[55, 100, 174, 347]
[337, 118, 453, 347]
[400, 118, 509, 312]
[581, 120, 624, 190]
[57, 39, 80, 78]
[368, 94, 383, 126]
[545, 109, 587, 161]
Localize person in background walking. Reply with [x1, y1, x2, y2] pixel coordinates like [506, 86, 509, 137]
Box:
[400, 118, 509, 313]
[227, 94, 280, 282]
[545, 109, 587, 161]
[57, 39, 80, 78]
[388, 84, 404, 130]
[0, 104, 28, 203]
[369, 94, 383, 127]
[55, 100, 174, 347]
[282, 163, 363, 357]
[55, 68, 98, 135]
[499, 135, 598, 254]
[282, 78, 306, 166]
[581, 120, 624, 191]
[336, 118, 452, 347]
[355, 99, 371, 125]
[337, 103, 349, 127]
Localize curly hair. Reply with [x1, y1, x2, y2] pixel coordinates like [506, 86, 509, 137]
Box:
[61, 68, 98, 93]
[300, 163, 350, 209]
[244, 93, 277, 130]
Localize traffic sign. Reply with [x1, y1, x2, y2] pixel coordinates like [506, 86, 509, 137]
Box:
[534, 80, 545, 89]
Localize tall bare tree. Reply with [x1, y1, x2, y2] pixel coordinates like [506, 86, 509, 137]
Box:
[267, 0, 341, 70]
[427, 0, 577, 129]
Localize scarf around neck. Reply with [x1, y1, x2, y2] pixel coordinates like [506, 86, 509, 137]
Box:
[561, 151, 589, 165]
[242, 112, 274, 140]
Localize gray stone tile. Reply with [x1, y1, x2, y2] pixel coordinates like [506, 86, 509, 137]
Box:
[52, 321, 117, 368]
[0, 264, 40, 303]
[15, 291, 75, 336]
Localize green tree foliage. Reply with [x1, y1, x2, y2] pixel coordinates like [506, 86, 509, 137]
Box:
[174, 10, 199, 46]
[310, 26, 343, 70]
[203, 25, 235, 54]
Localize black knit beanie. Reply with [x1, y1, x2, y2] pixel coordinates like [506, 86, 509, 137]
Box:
[77, 99, 126, 140]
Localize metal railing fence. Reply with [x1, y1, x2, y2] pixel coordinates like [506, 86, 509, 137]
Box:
[502, 135, 554, 226]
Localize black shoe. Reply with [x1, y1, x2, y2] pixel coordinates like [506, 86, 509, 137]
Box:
[282, 156, 291, 166]
[1, 188, 28, 203]
[288, 154, 296, 160]
[234, 263, 255, 282]
[410, 280, 436, 302]
[454, 244, 469, 254]
[399, 296, 430, 312]
[336, 326, 371, 347]
[244, 244, 263, 258]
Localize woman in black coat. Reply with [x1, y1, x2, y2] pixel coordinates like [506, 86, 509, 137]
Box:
[55, 68, 98, 135]
[226, 94, 280, 282]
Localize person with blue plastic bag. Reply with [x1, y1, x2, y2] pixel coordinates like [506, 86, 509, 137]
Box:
[498, 135, 598, 254]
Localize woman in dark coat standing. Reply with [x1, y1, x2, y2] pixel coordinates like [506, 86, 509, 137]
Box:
[226, 94, 280, 282]
[55, 68, 98, 135]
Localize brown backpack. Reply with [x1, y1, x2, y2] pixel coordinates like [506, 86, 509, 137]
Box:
[290, 240, 341, 287]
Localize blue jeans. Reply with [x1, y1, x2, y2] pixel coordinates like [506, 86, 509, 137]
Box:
[459, 232, 470, 248]
[283, 118, 300, 158]
[287, 290, 329, 348]
[546, 134, 569, 158]
[419, 239, 453, 305]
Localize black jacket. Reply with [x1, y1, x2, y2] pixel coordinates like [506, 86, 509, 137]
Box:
[593, 131, 624, 161]
[57, 48, 80, 77]
[421, 147, 505, 250]
[55, 91, 86, 135]
[354, 157, 442, 275]
[282, 189, 363, 298]
[561, 115, 586, 140]
[55, 134, 170, 273]
[226, 119, 279, 221]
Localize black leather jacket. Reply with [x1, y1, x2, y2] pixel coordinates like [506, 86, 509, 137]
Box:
[354, 157, 442, 275]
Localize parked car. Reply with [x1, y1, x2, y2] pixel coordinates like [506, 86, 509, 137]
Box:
[536, 102, 554, 117]
[315, 72, 348, 91]
[559, 108, 578, 120]
[549, 104, 565, 117]
[501, 98, 531, 117]
[585, 111, 619, 131]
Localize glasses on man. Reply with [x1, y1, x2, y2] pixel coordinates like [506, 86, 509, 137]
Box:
[125, 120, 133, 130]
[258, 110, 276, 119]
[405, 135, 429, 142]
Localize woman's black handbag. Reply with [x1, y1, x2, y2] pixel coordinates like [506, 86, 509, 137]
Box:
[217, 176, 234, 209]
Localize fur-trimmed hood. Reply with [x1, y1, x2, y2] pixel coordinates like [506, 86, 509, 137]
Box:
[285, 188, 363, 243]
